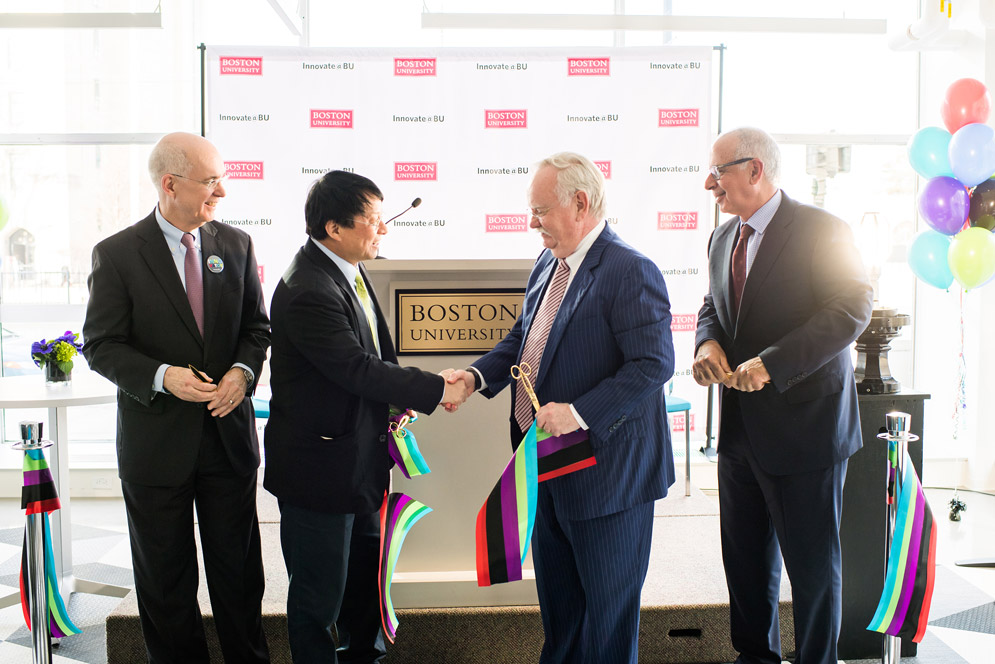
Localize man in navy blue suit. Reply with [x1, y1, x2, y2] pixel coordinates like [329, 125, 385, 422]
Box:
[693, 128, 873, 664]
[448, 152, 675, 663]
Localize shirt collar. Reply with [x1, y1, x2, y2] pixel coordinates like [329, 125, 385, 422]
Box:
[741, 189, 782, 235]
[562, 219, 606, 273]
[311, 237, 360, 288]
[155, 205, 201, 250]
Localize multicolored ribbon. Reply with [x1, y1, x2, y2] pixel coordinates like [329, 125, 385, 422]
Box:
[388, 408, 431, 479]
[476, 420, 539, 587]
[19, 448, 80, 638]
[378, 492, 432, 643]
[866, 449, 936, 643]
[475, 420, 596, 587]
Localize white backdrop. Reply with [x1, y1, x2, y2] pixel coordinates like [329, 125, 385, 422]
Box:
[206, 45, 714, 442]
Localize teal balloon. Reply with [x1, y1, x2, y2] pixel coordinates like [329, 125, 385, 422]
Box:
[908, 230, 954, 289]
[949, 122, 995, 187]
[0, 195, 8, 232]
[908, 127, 954, 179]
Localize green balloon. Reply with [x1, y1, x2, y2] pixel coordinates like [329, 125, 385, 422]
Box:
[948, 226, 995, 289]
[0, 195, 8, 232]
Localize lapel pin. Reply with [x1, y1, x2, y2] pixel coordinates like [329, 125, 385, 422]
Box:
[206, 255, 224, 273]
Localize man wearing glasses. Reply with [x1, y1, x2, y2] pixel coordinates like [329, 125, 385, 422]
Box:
[692, 127, 872, 664]
[83, 132, 271, 663]
[263, 170, 467, 663]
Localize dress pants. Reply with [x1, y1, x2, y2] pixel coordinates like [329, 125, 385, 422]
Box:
[279, 501, 386, 664]
[718, 397, 847, 664]
[121, 415, 269, 664]
[532, 482, 655, 664]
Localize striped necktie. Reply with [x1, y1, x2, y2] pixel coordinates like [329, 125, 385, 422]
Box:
[515, 259, 570, 432]
[180, 232, 204, 336]
[354, 274, 380, 355]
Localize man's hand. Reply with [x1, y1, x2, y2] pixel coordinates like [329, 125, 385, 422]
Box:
[163, 365, 217, 403]
[440, 369, 475, 412]
[724, 356, 770, 392]
[207, 367, 249, 418]
[536, 402, 579, 437]
[692, 340, 733, 386]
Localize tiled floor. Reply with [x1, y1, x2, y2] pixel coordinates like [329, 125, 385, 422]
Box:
[0, 488, 993, 663]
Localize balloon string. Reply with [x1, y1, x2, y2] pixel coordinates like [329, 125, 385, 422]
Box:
[953, 287, 967, 441]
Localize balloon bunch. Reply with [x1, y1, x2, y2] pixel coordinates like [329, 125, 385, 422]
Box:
[908, 78, 995, 290]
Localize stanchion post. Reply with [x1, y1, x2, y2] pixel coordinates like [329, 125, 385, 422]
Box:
[15, 420, 53, 664]
[877, 411, 916, 664]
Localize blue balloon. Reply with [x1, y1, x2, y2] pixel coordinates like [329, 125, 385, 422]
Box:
[907, 230, 954, 289]
[949, 122, 995, 187]
[908, 127, 954, 179]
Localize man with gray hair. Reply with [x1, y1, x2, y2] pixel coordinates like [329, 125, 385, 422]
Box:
[693, 127, 873, 664]
[447, 152, 675, 663]
[83, 132, 270, 663]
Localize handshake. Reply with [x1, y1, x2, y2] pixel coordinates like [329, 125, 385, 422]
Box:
[439, 368, 477, 413]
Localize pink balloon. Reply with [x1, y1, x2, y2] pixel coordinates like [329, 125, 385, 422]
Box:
[941, 78, 992, 134]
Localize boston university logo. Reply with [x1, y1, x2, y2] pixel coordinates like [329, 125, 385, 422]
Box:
[658, 108, 699, 127]
[485, 110, 527, 128]
[394, 58, 437, 76]
[670, 314, 698, 332]
[594, 161, 612, 179]
[220, 57, 262, 75]
[394, 162, 437, 181]
[568, 57, 610, 76]
[225, 161, 264, 180]
[658, 212, 698, 230]
[310, 110, 353, 128]
[485, 214, 528, 232]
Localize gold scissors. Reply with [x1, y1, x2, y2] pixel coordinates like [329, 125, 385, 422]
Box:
[511, 362, 541, 413]
[388, 410, 417, 436]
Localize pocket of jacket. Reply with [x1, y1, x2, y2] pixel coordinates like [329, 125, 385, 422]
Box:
[784, 371, 844, 404]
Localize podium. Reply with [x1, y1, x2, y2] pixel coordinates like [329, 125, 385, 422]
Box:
[838, 390, 928, 659]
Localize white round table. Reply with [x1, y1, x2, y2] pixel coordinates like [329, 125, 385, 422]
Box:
[0, 370, 127, 608]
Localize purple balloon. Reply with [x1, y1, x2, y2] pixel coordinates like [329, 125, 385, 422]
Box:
[918, 176, 971, 235]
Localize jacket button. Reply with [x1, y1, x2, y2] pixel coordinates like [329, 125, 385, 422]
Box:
[379, 434, 386, 443]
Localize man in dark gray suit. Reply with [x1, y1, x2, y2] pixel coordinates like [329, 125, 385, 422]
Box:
[693, 127, 873, 664]
[83, 132, 270, 663]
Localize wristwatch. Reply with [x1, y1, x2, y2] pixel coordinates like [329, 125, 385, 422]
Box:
[241, 367, 254, 388]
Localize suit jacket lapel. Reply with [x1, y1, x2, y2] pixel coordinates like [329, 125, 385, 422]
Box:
[200, 222, 224, 350]
[712, 220, 739, 334]
[303, 242, 378, 355]
[360, 263, 396, 362]
[135, 214, 203, 344]
[736, 195, 795, 332]
[533, 226, 610, 389]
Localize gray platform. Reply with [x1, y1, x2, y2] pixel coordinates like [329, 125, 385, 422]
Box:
[106, 486, 794, 663]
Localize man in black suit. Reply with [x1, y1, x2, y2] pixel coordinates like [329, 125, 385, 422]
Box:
[83, 132, 271, 663]
[693, 127, 873, 664]
[263, 170, 467, 663]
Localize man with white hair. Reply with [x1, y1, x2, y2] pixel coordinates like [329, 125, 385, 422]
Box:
[448, 152, 675, 663]
[83, 132, 270, 663]
[693, 127, 873, 664]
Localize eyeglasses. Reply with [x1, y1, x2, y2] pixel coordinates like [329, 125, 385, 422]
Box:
[169, 173, 227, 190]
[528, 206, 553, 219]
[353, 215, 386, 230]
[708, 157, 755, 181]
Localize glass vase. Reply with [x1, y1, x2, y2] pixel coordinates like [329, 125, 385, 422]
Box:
[44, 362, 71, 386]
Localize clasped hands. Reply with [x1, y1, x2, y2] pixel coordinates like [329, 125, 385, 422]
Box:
[437, 369, 580, 435]
[163, 365, 248, 417]
[692, 340, 770, 393]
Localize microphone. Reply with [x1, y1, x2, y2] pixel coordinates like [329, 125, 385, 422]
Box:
[385, 197, 422, 225]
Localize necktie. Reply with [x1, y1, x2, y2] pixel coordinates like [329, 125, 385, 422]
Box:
[730, 223, 754, 316]
[180, 232, 204, 335]
[354, 274, 381, 355]
[515, 259, 570, 432]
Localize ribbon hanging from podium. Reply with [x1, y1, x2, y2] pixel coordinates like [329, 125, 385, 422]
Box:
[378, 492, 432, 643]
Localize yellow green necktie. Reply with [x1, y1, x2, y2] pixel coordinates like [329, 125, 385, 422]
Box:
[354, 274, 380, 354]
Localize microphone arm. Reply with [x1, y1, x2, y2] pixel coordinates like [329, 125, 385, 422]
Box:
[385, 197, 422, 225]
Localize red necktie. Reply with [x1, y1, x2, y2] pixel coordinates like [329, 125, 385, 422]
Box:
[181, 232, 204, 335]
[515, 259, 570, 432]
[730, 223, 754, 316]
